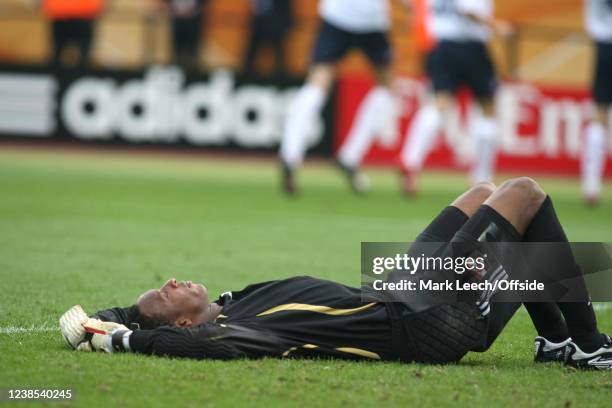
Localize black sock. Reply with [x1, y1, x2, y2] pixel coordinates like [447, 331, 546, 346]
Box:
[523, 196, 602, 352]
[523, 302, 568, 342]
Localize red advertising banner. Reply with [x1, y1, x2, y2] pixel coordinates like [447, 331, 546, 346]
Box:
[334, 74, 612, 177]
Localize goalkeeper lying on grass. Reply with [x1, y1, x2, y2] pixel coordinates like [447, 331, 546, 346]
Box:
[60, 178, 612, 370]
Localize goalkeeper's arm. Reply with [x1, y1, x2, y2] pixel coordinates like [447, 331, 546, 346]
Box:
[126, 321, 285, 360]
[60, 306, 283, 360]
[93, 305, 138, 327]
[59, 305, 131, 352]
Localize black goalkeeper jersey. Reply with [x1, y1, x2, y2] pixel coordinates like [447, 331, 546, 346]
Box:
[95, 276, 403, 361]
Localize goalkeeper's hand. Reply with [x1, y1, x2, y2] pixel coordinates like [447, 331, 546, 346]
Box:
[59, 305, 130, 353]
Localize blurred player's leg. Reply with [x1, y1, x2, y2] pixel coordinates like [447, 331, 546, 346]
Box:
[51, 20, 70, 67]
[400, 104, 442, 173]
[279, 66, 332, 194]
[583, 8, 612, 205]
[280, 68, 330, 167]
[400, 47, 456, 195]
[171, 15, 203, 71]
[466, 40, 499, 185]
[399, 96, 448, 195]
[397, 1, 437, 196]
[335, 86, 388, 194]
[75, 19, 94, 67]
[581, 39, 611, 206]
[279, 19, 351, 194]
[243, 19, 264, 74]
[337, 87, 393, 169]
[336, 31, 394, 194]
[471, 101, 499, 184]
[398, 42, 457, 195]
[271, 31, 288, 77]
[337, 85, 393, 194]
[582, 113, 607, 205]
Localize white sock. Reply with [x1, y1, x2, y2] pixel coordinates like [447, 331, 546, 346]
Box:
[581, 121, 607, 198]
[471, 116, 498, 184]
[399, 104, 441, 172]
[338, 87, 394, 169]
[279, 84, 325, 168]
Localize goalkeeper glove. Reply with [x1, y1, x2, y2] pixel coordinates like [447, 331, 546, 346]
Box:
[78, 318, 131, 352]
[59, 305, 131, 353]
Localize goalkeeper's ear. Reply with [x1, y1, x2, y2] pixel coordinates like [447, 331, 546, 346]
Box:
[175, 318, 193, 328]
[129, 303, 171, 329]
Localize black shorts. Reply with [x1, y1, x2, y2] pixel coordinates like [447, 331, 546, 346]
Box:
[430, 40, 497, 99]
[388, 206, 522, 363]
[422, 49, 437, 79]
[311, 19, 392, 67]
[593, 41, 612, 105]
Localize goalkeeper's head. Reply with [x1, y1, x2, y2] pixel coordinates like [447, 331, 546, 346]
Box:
[133, 278, 211, 329]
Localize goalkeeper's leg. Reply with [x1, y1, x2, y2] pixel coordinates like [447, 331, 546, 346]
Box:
[461, 178, 610, 369]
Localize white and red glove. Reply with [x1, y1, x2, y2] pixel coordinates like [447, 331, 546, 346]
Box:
[59, 305, 131, 353]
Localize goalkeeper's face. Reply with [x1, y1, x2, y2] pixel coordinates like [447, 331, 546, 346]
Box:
[137, 278, 209, 327]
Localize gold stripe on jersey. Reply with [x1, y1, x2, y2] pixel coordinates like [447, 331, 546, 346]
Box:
[335, 347, 381, 360]
[256, 302, 377, 317]
[282, 347, 298, 357]
[282, 344, 319, 357]
[281, 344, 378, 360]
[302, 344, 318, 349]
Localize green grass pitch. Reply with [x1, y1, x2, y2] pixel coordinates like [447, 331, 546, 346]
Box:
[0, 147, 611, 407]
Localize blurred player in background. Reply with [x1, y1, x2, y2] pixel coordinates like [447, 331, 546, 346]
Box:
[243, 0, 294, 77]
[279, 0, 399, 195]
[582, 0, 612, 206]
[41, 0, 105, 68]
[163, 0, 208, 70]
[399, 0, 513, 195]
[410, 0, 437, 70]
[399, 0, 436, 194]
